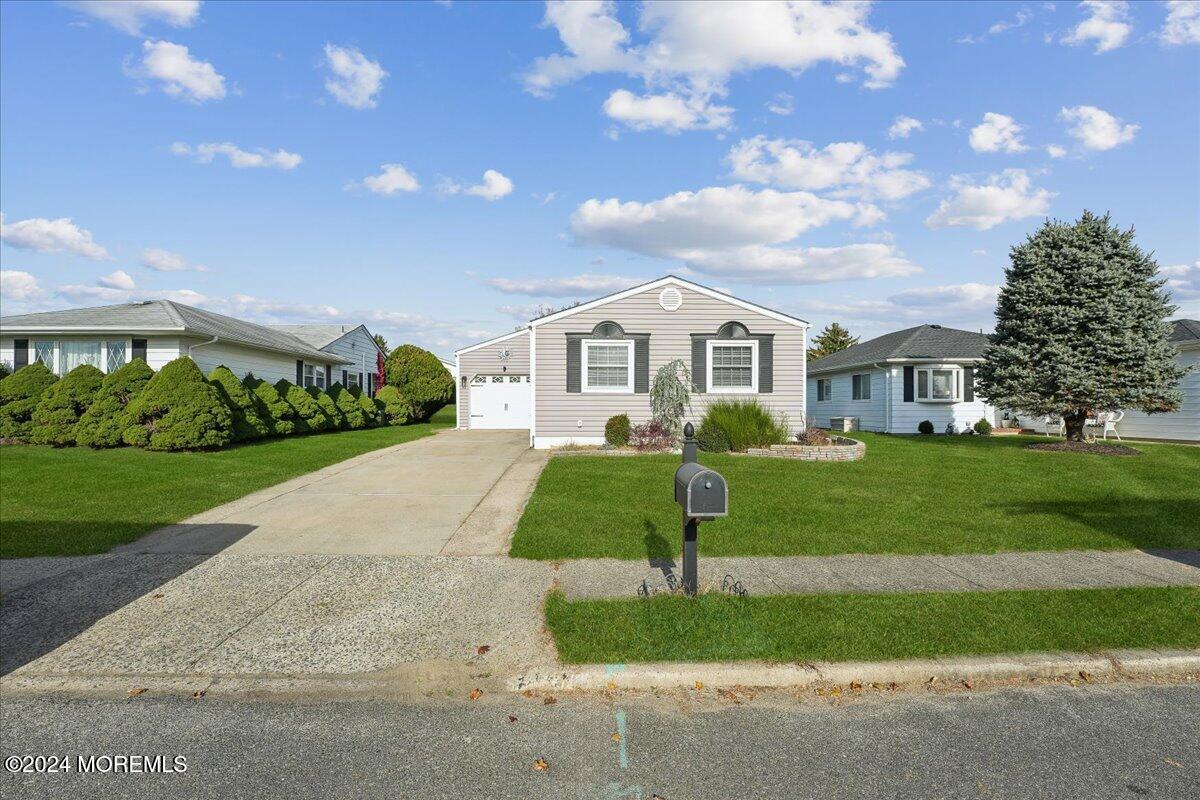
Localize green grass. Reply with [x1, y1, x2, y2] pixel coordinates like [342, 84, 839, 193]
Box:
[545, 586, 1200, 664]
[510, 433, 1200, 560]
[0, 405, 455, 558]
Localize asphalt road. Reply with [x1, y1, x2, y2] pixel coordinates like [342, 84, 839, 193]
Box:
[2, 684, 1198, 799]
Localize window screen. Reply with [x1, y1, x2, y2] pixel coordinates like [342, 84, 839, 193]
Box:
[710, 344, 754, 388]
[585, 343, 630, 389]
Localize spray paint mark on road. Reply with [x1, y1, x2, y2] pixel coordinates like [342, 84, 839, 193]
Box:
[614, 708, 630, 770]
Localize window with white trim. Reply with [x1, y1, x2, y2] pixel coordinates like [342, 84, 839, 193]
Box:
[915, 367, 961, 402]
[347, 372, 360, 389]
[707, 339, 758, 393]
[106, 341, 127, 373]
[852, 373, 871, 400]
[33, 341, 54, 371]
[816, 378, 831, 402]
[582, 339, 633, 393]
[303, 364, 315, 388]
[32, 340, 131, 375]
[315, 365, 326, 390]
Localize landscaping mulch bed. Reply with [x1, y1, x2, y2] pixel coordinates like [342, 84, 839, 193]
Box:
[1026, 441, 1141, 456]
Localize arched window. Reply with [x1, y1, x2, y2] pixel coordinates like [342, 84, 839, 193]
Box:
[716, 321, 750, 339]
[707, 322, 757, 393]
[591, 320, 625, 338]
[582, 321, 633, 392]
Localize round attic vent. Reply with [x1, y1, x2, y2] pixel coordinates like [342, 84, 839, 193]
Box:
[659, 286, 683, 311]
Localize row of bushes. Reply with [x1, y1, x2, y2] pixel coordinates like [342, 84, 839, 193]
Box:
[603, 400, 792, 453]
[0, 356, 430, 451]
[917, 418, 993, 435]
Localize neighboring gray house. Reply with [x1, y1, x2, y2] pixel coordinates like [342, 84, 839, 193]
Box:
[271, 324, 384, 395]
[455, 275, 810, 448]
[0, 300, 352, 388]
[1109, 319, 1199, 442]
[807, 324, 995, 434]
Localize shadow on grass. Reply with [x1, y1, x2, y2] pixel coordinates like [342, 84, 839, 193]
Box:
[0, 523, 256, 676]
[643, 520, 676, 580]
[1001, 498, 1200, 554]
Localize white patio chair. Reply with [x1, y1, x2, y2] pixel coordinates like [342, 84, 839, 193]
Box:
[1098, 410, 1123, 441]
[1043, 416, 1064, 436]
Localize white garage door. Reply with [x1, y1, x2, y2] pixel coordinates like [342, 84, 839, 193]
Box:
[468, 375, 531, 429]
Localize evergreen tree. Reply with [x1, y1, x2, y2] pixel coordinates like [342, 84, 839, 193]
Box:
[29, 364, 105, 446]
[977, 212, 1186, 441]
[76, 359, 155, 448]
[372, 333, 389, 357]
[808, 322, 859, 360]
[208, 365, 270, 441]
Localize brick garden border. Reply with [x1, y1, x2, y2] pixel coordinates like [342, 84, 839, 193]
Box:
[742, 436, 865, 462]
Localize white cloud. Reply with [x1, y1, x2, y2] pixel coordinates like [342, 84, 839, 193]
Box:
[1161, 260, 1200, 302]
[569, 185, 914, 285]
[170, 141, 302, 169]
[925, 169, 1055, 230]
[1046, 144, 1068, 158]
[130, 40, 225, 102]
[0, 213, 110, 260]
[1062, 0, 1132, 53]
[887, 115, 923, 139]
[969, 112, 1028, 153]
[64, 1, 200, 35]
[139, 247, 208, 272]
[971, 249, 988, 256]
[800, 282, 1000, 335]
[1160, 0, 1200, 45]
[1058, 105, 1139, 150]
[602, 89, 732, 132]
[323, 43, 386, 109]
[216, 294, 339, 321]
[766, 92, 794, 116]
[0, 270, 44, 301]
[353, 163, 420, 195]
[485, 273, 643, 297]
[461, 169, 513, 201]
[726, 137, 931, 201]
[98, 269, 136, 290]
[888, 282, 1001, 311]
[958, 8, 1033, 43]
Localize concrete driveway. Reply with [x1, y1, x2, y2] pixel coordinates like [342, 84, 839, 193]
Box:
[120, 429, 546, 557]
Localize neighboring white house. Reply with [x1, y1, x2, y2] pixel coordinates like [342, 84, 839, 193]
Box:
[0, 300, 354, 389]
[1112, 319, 1199, 442]
[455, 275, 810, 448]
[271, 324, 385, 396]
[807, 324, 995, 434]
[438, 356, 457, 382]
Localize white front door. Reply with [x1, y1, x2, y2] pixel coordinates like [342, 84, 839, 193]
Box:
[468, 374, 531, 429]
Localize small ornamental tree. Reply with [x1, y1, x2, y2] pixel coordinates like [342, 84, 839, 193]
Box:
[0, 363, 59, 441]
[243, 375, 295, 436]
[122, 357, 233, 450]
[384, 344, 454, 422]
[29, 364, 105, 446]
[76, 359, 155, 448]
[308, 386, 346, 430]
[977, 212, 1187, 441]
[328, 383, 368, 429]
[650, 359, 691, 443]
[275, 379, 327, 433]
[375, 384, 412, 425]
[808, 322, 859, 361]
[208, 366, 269, 441]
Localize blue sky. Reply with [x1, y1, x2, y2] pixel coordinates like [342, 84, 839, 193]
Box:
[2, 0, 1198, 355]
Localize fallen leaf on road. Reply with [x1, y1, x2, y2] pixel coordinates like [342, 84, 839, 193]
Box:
[191, 690, 206, 699]
[849, 681, 862, 692]
[1079, 670, 1093, 683]
[888, 682, 899, 691]
[694, 680, 703, 690]
[469, 688, 483, 701]
[128, 687, 147, 696]
[871, 682, 886, 690]
[927, 676, 939, 685]
[521, 690, 536, 698]
[507, 715, 518, 724]
[543, 695, 557, 705]
[1164, 758, 1183, 769]
[532, 758, 549, 772]
[962, 680, 974, 690]
[151, 593, 164, 599]
[476, 645, 491, 656]
[611, 733, 621, 743]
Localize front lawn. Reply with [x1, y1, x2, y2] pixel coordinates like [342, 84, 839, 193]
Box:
[546, 586, 1200, 664]
[510, 433, 1200, 560]
[0, 406, 455, 558]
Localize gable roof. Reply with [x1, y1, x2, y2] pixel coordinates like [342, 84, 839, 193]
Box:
[1170, 319, 1200, 346]
[527, 275, 809, 329]
[0, 300, 353, 364]
[454, 328, 528, 357]
[808, 324, 990, 375]
[271, 323, 382, 354]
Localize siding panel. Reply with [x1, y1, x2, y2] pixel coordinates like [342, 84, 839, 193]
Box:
[456, 331, 531, 428]
[1116, 349, 1200, 441]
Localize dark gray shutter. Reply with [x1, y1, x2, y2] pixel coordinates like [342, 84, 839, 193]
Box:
[14, 339, 29, 370]
[903, 366, 914, 402]
[358, 371, 364, 389]
[296, 360, 304, 385]
[132, 338, 147, 363]
[691, 336, 707, 392]
[963, 366, 975, 402]
[633, 336, 650, 393]
[342, 369, 348, 386]
[756, 335, 773, 393]
[566, 336, 582, 393]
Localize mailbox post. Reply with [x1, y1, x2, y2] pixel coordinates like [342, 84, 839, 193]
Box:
[673, 422, 728, 595]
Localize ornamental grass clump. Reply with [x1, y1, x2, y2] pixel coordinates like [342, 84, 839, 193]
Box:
[328, 383, 368, 429]
[29, 364, 105, 446]
[697, 400, 789, 452]
[0, 363, 59, 442]
[274, 379, 327, 434]
[208, 365, 269, 442]
[76, 359, 155, 448]
[122, 357, 233, 451]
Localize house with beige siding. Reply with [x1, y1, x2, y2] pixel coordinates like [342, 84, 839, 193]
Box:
[454, 276, 810, 448]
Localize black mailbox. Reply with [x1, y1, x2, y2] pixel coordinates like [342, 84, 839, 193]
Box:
[674, 462, 728, 520]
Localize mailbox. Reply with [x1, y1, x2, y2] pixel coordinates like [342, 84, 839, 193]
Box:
[674, 462, 728, 520]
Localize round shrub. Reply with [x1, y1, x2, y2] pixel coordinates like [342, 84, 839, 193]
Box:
[696, 418, 731, 453]
[375, 384, 412, 426]
[0, 363, 59, 441]
[697, 400, 789, 452]
[208, 366, 270, 441]
[122, 357, 233, 451]
[308, 386, 346, 430]
[274, 379, 327, 433]
[29, 364, 105, 446]
[384, 344, 454, 422]
[917, 419, 935, 435]
[973, 418, 993, 436]
[243, 375, 295, 436]
[76, 359, 155, 448]
[327, 383, 368, 429]
[604, 413, 631, 447]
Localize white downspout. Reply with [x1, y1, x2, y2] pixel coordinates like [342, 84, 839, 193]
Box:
[873, 362, 891, 433]
[188, 336, 219, 360]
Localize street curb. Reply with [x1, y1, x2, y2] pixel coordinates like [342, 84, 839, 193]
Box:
[508, 649, 1200, 692]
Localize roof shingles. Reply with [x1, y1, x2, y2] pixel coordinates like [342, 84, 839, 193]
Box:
[808, 324, 990, 375]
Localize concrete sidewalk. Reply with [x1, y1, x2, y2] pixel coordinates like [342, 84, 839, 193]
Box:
[554, 549, 1200, 599]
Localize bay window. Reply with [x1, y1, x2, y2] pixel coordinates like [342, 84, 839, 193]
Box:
[582, 339, 633, 393]
[707, 339, 758, 393]
[915, 367, 962, 402]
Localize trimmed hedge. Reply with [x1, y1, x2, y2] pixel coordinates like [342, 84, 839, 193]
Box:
[605, 414, 631, 447]
[384, 344, 454, 422]
[374, 384, 413, 426]
[123, 357, 234, 451]
[0, 363, 59, 441]
[308, 386, 346, 430]
[209, 365, 270, 441]
[244, 375, 295, 436]
[328, 383, 368, 429]
[29, 364, 105, 446]
[275, 379, 327, 433]
[76, 359, 155, 448]
[348, 385, 383, 427]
